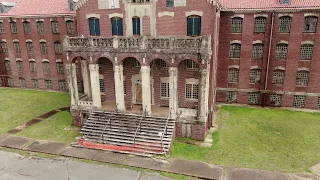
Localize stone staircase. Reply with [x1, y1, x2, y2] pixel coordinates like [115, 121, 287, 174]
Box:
[73, 111, 176, 156]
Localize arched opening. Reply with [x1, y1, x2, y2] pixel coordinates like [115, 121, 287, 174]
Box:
[177, 59, 200, 111]
[97, 57, 116, 109]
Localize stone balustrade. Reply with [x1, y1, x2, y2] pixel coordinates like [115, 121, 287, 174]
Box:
[64, 35, 211, 55]
[78, 100, 93, 108]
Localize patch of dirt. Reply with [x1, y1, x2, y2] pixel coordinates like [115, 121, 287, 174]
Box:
[38, 110, 59, 119]
[7, 128, 23, 134]
[7, 119, 42, 134]
[26, 119, 42, 126]
[59, 107, 70, 111]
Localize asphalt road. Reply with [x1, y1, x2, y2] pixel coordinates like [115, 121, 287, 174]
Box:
[0, 150, 173, 180]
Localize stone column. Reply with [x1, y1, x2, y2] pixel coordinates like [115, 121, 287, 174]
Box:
[169, 67, 178, 119]
[81, 60, 91, 99]
[114, 65, 125, 112]
[89, 64, 102, 109]
[141, 65, 151, 115]
[71, 63, 79, 105]
[66, 64, 76, 106]
[198, 68, 209, 122]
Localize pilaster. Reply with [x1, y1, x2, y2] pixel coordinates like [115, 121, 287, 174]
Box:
[89, 64, 102, 109]
[169, 67, 179, 119]
[114, 65, 126, 112]
[198, 68, 209, 122]
[71, 63, 79, 106]
[141, 65, 151, 115]
[81, 60, 91, 99]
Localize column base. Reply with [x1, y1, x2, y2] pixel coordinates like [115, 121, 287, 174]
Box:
[71, 108, 83, 127]
[175, 120, 207, 141]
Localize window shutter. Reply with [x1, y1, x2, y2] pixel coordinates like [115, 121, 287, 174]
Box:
[133, 18, 137, 35]
[118, 18, 123, 35]
[89, 19, 95, 35]
[187, 17, 193, 36]
[95, 19, 100, 35]
[137, 18, 140, 35]
[111, 18, 117, 35]
[194, 17, 200, 35]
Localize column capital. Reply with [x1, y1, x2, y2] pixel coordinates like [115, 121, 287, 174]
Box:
[140, 65, 150, 74]
[89, 64, 99, 72]
[169, 67, 178, 76]
[200, 68, 209, 77]
[66, 64, 72, 70]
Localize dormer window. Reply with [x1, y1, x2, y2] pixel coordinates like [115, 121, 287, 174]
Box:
[0, 3, 4, 13]
[68, 0, 75, 10]
[280, 0, 291, 4]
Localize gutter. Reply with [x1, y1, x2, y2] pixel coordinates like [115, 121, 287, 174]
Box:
[262, 12, 275, 106]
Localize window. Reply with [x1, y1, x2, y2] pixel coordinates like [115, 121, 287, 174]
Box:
[227, 91, 237, 103]
[51, 20, 59, 34]
[131, 0, 150, 3]
[8, 78, 14, 87]
[99, 78, 105, 92]
[1, 41, 7, 53]
[300, 44, 313, 60]
[254, 17, 267, 33]
[23, 21, 31, 34]
[160, 60, 168, 68]
[111, 17, 123, 36]
[275, 43, 288, 60]
[270, 94, 282, 106]
[56, 62, 64, 74]
[37, 21, 44, 34]
[304, 16, 318, 33]
[0, 22, 4, 33]
[13, 41, 20, 53]
[186, 83, 199, 100]
[59, 80, 66, 90]
[317, 97, 320, 108]
[29, 61, 36, 72]
[250, 69, 261, 83]
[228, 68, 239, 83]
[132, 59, 140, 67]
[279, 16, 292, 33]
[187, 15, 201, 36]
[230, 43, 241, 58]
[16, 60, 23, 72]
[32, 79, 39, 89]
[88, 18, 100, 36]
[68, 0, 75, 10]
[4, 60, 10, 71]
[296, 71, 309, 86]
[132, 17, 141, 35]
[10, 22, 17, 33]
[248, 92, 259, 105]
[45, 80, 52, 89]
[43, 62, 50, 74]
[54, 41, 62, 54]
[166, 0, 174, 7]
[272, 70, 285, 85]
[293, 95, 306, 108]
[109, 0, 120, 9]
[123, 80, 126, 95]
[185, 60, 199, 69]
[66, 20, 75, 34]
[161, 82, 169, 98]
[231, 17, 243, 33]
[20, 78, 26, 88]
[40, 42, 47, 54]
[252, 43, 264, 59]
[26, 41, 33, 53]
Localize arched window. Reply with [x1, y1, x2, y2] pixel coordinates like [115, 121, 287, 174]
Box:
[252, 43, 264, 59]
[16, 60, 23, 72]
[88, 17, 100, 36]
[43, 61, 50, 74]
[40, 41, 47, 54]
[37, 21, 44, 34]
[187, 15, 201, 36]
[279, 16, 292, 33]
[229, 43, 241, 58]
[13, 41, 20, 53]
[26, 41, 33, 53]
[54, 41, 62, 54]
[272, 70, 285, 85]
[23, 21, 31, 34]
[51, 20, 59, 34]
[304, 16, 318, 33]
[1, 41, 8, 53]
[111, 17, 123, 36]
[296, 70, 309, 86]
[66, 20, 75, 34]
[228, 68, 239, 83]
[231, 17, 243, 33]
[132, 16, 140, 35]
[300, 43, 314, 60]
[254, 17, 267, 33]
[0, 22, 4, 33]
[275, 43, 288, 60]
[10, 21, 17, 33]
[250, 69, 261, 83]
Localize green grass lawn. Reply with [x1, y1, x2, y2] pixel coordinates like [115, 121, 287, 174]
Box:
[0, 88, 70, 133]
[171, 106, 320, 173]
[16, 111, 81, 143]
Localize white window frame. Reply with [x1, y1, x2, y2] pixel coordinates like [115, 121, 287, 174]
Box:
[185, 79, 199, 101]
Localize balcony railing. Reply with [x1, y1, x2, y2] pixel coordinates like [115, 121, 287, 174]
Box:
[64, 36, 211, 55]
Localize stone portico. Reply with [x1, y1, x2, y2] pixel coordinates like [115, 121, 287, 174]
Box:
[64, 35, 212, 140]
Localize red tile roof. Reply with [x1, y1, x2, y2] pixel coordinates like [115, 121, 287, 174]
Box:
[218, 0, 320, 10]
[0, 0, 75, 17]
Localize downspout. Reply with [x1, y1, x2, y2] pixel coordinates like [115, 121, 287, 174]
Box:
[262, 12, 275, 107]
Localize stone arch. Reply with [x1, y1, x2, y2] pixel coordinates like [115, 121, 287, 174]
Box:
[70, 56, 87, 63]
[93, 54, 114, 65]
[118, 54, 143, 65]
[175, 54, 200, 66]
[97, 57, 116, 103]
[146, 54, 171, 66]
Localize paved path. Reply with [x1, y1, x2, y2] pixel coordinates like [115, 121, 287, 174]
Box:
[0, 150, 172, 180]
[0, 134, 319, 180]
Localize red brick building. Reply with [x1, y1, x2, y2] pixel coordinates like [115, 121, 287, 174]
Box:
[0, 0, 76, 89]
[1, 0, 320, 141]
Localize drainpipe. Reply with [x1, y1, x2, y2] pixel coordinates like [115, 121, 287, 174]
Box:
[262, 12, 275, 107]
